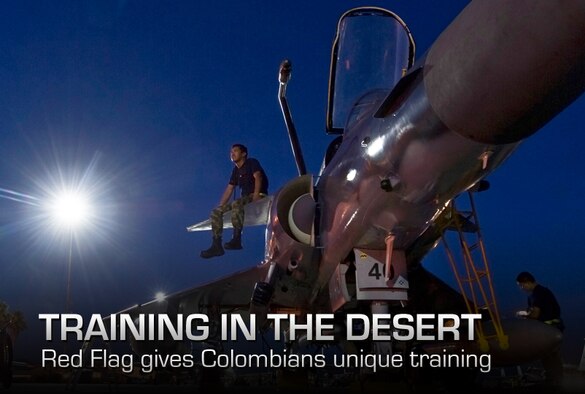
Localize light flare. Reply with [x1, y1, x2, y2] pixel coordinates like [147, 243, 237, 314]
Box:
[49, 191, 94, 228]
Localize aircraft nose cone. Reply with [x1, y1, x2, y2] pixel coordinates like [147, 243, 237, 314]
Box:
[485, 318, 562, 366]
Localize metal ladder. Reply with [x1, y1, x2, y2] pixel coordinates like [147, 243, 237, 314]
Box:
[441, 191, 508, 352]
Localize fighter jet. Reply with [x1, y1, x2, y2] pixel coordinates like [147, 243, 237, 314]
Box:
[101, 0, 585, 388]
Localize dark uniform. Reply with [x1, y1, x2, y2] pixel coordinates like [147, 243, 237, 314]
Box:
[527, 284, 564, 386]
[209, 158, 268, 238]
[529, 284, 563, 329]
[229, 158, 268, 197]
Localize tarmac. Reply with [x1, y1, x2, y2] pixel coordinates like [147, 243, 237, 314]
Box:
[3, 365, 584, 394]
[2, 378, 585, 394]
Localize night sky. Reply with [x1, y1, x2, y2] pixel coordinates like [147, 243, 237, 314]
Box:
[1, 0, 584, 365]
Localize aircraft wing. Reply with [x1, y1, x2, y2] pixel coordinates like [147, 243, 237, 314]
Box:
[117, 262, 271, 316]
[186, 195, 274, 232]
[97, 262, 272, 359]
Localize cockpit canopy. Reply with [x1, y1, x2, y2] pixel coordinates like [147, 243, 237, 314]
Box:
[327, 7, 415, 134]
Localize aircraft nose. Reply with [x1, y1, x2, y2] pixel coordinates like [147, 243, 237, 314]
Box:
[484, 318, 563, 366]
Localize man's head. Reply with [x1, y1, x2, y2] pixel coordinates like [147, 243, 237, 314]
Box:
[230, 143, 248, 163]
[516, 271, 537, 292]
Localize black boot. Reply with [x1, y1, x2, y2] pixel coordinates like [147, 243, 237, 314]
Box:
[224, 228, 243, 250]
[200, 237, 224, 258]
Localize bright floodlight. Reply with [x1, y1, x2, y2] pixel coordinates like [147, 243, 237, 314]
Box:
[155, 292, 166, 302]
[50, 191, 93, 228]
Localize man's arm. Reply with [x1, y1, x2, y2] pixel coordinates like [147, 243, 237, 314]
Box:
[252, 171, 263, 201]
[219, 184, 235, 206]
[526, 306, 541, 320]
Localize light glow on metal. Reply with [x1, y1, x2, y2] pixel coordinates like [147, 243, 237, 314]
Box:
[346, 169, 357, 181]
[366, 136, 385, 157]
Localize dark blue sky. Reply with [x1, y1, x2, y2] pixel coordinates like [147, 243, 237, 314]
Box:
[1, 1, 583, 364]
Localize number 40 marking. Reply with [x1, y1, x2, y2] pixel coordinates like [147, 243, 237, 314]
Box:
[368, 263, 395, 281]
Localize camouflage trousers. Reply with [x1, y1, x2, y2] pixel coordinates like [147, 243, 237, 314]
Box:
[210, 194, 264, 239]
